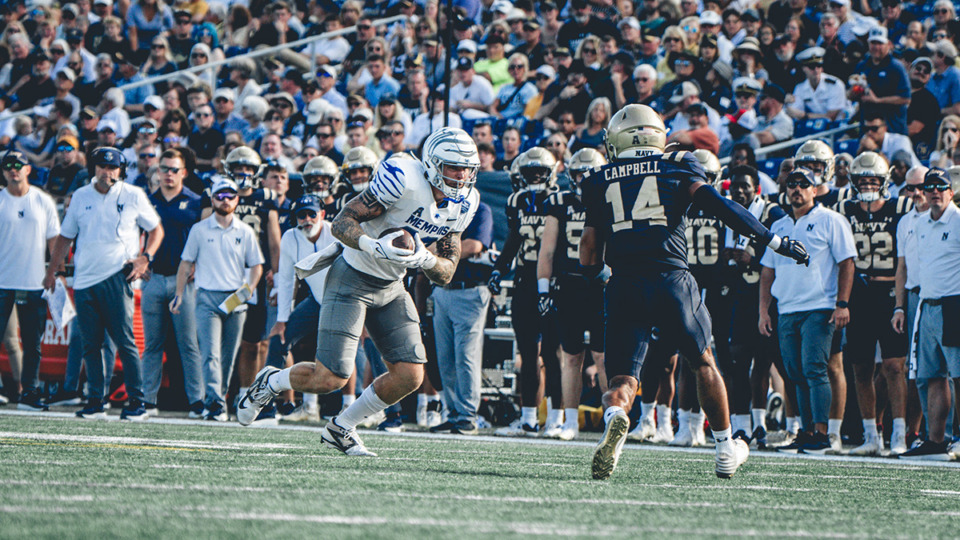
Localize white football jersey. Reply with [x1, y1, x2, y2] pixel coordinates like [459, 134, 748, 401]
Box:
[342, 157, 479, 281]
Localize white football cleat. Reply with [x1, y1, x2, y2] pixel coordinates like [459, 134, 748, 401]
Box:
[592, 411, 630, 480]
[948, 440, 960, 461]
[322, 418, 377, 457]
[716, 438, 749, 479]
[357, 410, 386, 429]
[236, 366, 280, 426]
[495, 419, 538, 437]
[416, 405, 428, 427]
[541, 421, 563, 439]
[890, 434, 907, 456]
[649, 423, 675, 444]
[627, 417, 656, 441]
[827, 433, 843, 454]
[281, 404, 319, 423]
[558, 425, 579, 441]
[669, 424, 695, 447]
[849, 437, 881, 456]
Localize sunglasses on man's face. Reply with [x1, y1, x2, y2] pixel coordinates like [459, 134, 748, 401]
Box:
[2, 162, 26, 171]
[316, 133, 333, 139]
[192, 53, 207, 58]
[297, 209, 318, 219]
[176, 19, 191, 25]
[214, 191, 238, 201]
[357, 24, 372, 30]
[914, 66, 931, 75]
[865, 124, 884, 132]
[786, 180, 813, 189]
[924, 183, 951, 192]
[159, 165, 181, 173]
[152, 44, 165, 49]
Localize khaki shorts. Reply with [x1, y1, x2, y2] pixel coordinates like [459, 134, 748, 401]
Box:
[316, 257, 425, 379]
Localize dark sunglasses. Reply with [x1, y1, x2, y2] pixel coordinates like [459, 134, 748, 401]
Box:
[297, 209, 318, 219]
[924, 183, 951, 192]
[508, 64, 525, 70]
[902, 185, 921, 193]
[735, 92, 754, 99]
[316, 133, 333, 139]
[159, 165, 181, 173]
[664, 37, 680, 43]
[865, 125, 884, 132]
[786, 180, 813, 189]
[267, 116, 283, 121]
[947, 127, 960, 133]
[582, 48, 597, 54]
[191, 53, 208, 58]
[176, 19, 191, 25]
[151, 44, 166, 49]
[914, 66, 931, 75]
[274, 102, 293, 109]
[2, 161, 26, 170]
[56, 145, 75, 152]
[214, 191, 238, 201]
[139, 152, 157, 159]
[51, 49, 65, 55]
[357, 24, 372, 30]
[935, 9, 950, 14]
[68, 62, 81, 68]
[215, 97, 229, 103]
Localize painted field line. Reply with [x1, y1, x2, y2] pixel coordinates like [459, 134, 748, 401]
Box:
[0, 479, 271, 492]
[0, 430, 298, 450]
[2, 410, 958, 470]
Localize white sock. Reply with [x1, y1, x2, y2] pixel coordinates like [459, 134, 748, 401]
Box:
[267, 369, 292, 393]
[787, 416, 801, 434]
[603, 406, 625, 424]
[656, 404, 672, 429]
[751, 408, 766, 432]
[417, 393, 428, 409]
[676, 409, 690, 432]
[546, 406, 562, 426]
[892, 417, 906, 440]
[732, 414, 750, 435]
[713, 427, 734, 452]
[303, 393, 318, 408]
[521, 406, 537, 426]
[693, 410, 705, 425]
[862, 419, 879, 441]
[828, 419, 842, 437]
[336, 385, 390, 431]
[640, 401, 655, 422]
[564, 407, 579, 428]
[429, 393, 441, 404]
[342, 393, 356, 408]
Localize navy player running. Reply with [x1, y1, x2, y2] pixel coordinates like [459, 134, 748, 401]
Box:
[579, 104, 809, 480]
[838, 152, 912, 456]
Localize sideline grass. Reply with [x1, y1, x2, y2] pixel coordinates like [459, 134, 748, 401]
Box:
[1, 413, 959, 539]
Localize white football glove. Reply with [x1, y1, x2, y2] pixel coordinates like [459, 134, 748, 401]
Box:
[395, 233, 438, 270]
[358, 231, 415, 262]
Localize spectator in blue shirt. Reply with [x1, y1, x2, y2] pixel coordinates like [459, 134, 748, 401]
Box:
[853, 27, 911, 135]
[364, 54, 401, 107]
[927, 39, 960, 116]
[115, 52, 154, 115]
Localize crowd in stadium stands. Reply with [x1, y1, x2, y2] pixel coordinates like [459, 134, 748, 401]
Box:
[1, 0, 960, 461]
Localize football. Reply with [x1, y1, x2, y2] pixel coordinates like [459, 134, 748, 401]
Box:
[380, 227, 415, 251]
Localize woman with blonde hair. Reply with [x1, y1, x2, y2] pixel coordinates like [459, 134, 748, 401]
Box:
[930, 114, 960, 168]
[224, 4, 253, 49]
[189, 42, 216, 87]
[374, 94, 412, 134]
[544, 132, 571, 171]
[571, 97, 611, 153]
[679, 16, 701, 54]
[656, 26, 688, 89]
[575, 35, 603, 70]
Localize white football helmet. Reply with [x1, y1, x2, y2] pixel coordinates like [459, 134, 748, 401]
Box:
[509, 158, 524, 192]
[515, 147, 558, 191]
[692, 149, 722, 185]
[567, 148, 607, 196]
[224, 146, 262, 189]
[604, 104, 667, 159]
[850, 151, 889, 202]
[794, 139, 834, 186]
[303, 156, 339, 198]
[422, 127, 480, 203]
[341, 146, 379, 192]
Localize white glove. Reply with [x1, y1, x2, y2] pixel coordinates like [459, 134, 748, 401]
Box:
[396, 234, 438, 270]
[358, 231, 415, 262]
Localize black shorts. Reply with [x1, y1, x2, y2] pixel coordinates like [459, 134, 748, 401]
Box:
[729, 285, 760, 347]
[554, 275, 605, 355]
[604, 269, 712, 381]
[844, 280, 907, 364]
[242, 301, 268, 343]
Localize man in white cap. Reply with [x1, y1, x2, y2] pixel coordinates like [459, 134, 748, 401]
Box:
[854, 26, 911, 135]
[213, 87, 249, 134]
[700, 10, 734, 61]
[450, 57, 495, 120]
[143, 95, 165, 125]
[928, 39, 960, 117]
[317, 65, 348, 117]
[668, 80, 723, 135]
[49, 67, 82, 122]
[788, 46, 848, 122]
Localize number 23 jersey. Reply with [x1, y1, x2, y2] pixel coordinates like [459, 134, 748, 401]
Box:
[581, 151, 708, 272]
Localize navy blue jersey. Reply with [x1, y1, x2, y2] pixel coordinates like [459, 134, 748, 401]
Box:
[331, 183, 361, 217]
[505, 186, 559, 269]
[836, 196, 912, 279]
[277, 197, 293, 233]
[722, 199, 786, 290]
[544, 189, 589, 276]
[686, 205, 723, 287]
[581, 151, 706, 272]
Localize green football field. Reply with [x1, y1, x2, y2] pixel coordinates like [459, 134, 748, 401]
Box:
[1, 411, 959, 539]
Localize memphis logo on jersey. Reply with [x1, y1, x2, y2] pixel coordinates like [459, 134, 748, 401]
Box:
[405, 207, 451, 240]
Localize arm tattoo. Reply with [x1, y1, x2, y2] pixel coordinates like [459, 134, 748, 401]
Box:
[424, 231, 462, 285]
[331, 189, 385, 249]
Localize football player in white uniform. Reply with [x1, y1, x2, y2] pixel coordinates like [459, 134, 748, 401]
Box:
[236, 127, 480, 456]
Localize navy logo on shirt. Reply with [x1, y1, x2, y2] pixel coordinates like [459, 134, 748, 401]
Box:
[17, 210, 24, 218]
[944, 232, 951, 241]
[236, 237, 242, 245]
[117, 204, 124, 213]
[180, 202, 188, 210]
[807, 224, 815, 231]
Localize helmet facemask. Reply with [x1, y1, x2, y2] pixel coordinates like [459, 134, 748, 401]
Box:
[434, 161, 478, 203]
[853, 175, 886, 202]
[305, 174, 333, 198]
[229, 163, 259, 190]
[520, 165, 553, 191]
[346, 167, 373, 192]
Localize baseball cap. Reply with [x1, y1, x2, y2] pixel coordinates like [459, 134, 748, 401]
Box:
[925, 167, 950, 186]
[670, 81, 701, 104]
[535, 64, 556, 79]
[1, 150, 29, 167]
[65, 28, 84, 42]
[294, 195, 321, 214]
[700, 10, 722, 26]
[307, 99, 328, 124]
[317, 65, 337, 78]
[57, 67, 77, 82]
[912, 56, 934, 71]
[213, 87, 236, 102]
[92, 147, 125, 168]
[687, 102, 707, 116]
[760, 84, 786, 103]
[97, 119, 118, 133]
[868, 27, 888, 44]
[742, 9, 760, 21]
[144, 95, 165, 111]
[618, 17, 641, 30]
[457, 39, 478, 53]
[57, 134, 80, 150]
[212, 176, 239, 193]
[787, 168, 817, 185]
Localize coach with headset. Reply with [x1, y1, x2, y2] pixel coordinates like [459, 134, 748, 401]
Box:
[45, 147, 164, 421]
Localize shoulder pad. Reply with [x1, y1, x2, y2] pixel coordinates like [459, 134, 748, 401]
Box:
[507, 191, 522, 208]
[896, 195, 913, 214]
[260, 188, 277, 200]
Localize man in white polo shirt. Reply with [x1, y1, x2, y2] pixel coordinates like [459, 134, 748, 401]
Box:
[45, 147, 164, 421]
[900, 168, 960, 460]
[759, 168, 856, 454]
[172, 177, 264, 422]
[0, 151, 60, 411]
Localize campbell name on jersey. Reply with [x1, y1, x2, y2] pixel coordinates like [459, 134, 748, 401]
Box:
[506, 185, 558, 270]
[544, 189, 588, 276]
[342, 157, 479, 281]
[837, 195, 912, 278]
[581, 151, 707, 272]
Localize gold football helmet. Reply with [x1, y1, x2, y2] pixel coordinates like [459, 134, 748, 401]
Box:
[515, 147, 558, 191]
[794, 139, 834, 185]
[692, 149, 722, 185]
[604, 104, 667, 159]
[849, 151, 889, 202]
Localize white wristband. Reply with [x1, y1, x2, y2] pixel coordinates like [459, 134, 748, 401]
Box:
[421, 251, 438, 270]
[537, 278, 550, 293]
[767, 234, 782, 251]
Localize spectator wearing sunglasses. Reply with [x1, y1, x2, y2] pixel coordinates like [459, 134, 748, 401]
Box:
[759, 168, 856, 454]
[130, 143, 161, 190]
[212, 87, 249, 135]
[859, 111, 921, 169]
[187, 103, 225, 173]
[906, 57, 940, 162]
[172, 176, 264, 421]
[45, 135, 85, 198]
[930, 114, 960, 168]
[926, 0, 957, 42]
[927, 40, 960, 117]
[899, 168, 960, 460]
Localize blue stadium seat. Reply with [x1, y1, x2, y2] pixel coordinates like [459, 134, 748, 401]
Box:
[462, 118, 478, 136]
[523, 120, 544, 141]
[834, 138, 858, 156]
[794, 118, 833, 138]
[758, 158, 783, 179]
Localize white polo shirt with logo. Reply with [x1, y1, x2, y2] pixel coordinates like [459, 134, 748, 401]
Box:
[60, 180, 160, 290]
[915, 202, 960, 300]
[181, 215, 265, 292]
[0, 187, 60, 291]
[761, 203, 857, 314]
[896, 207, 927, 291]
